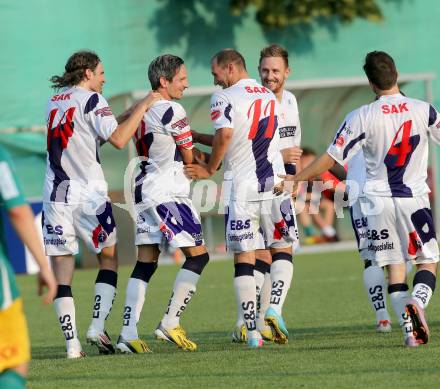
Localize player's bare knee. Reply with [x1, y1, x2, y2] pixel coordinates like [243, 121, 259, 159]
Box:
[234, 251, 255, 265]
[255, 249, 271, 264]
[415, 262, 437, 275]
[138, 244, 160, 262]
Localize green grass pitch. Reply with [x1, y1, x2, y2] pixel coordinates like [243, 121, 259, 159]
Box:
[17, 250, 440, 388]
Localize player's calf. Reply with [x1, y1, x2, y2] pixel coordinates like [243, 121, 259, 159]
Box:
[405, 268, 436, 344]
[87, 269, 118, 354]
[53, 285, 85, 358]
[388, 283, 415, 346]
[119, 260, 158, 341]
[159, 252, 209, 330]
[363, 260, 392, 332]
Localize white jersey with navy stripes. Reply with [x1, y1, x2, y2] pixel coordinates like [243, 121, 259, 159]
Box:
[210, 78, 285, 201]
[278, 90, 301, 149]
[133, 99, 193, 205]
[44, 86, 118, 204]
[278, 89, 301, 175]
[327, 93, 440, 197]
[346, 150, 366, 202]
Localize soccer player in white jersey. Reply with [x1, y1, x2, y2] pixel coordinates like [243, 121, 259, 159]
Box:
[345, 151, 392, 332]
[277, 51, 439, 347]
[44, 51, 159, 358]
[231, 44, 302, 343]
[185, 49, 298, 348]
[115, 55, 210, 353]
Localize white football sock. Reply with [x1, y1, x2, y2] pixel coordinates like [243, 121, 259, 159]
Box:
[235, 302, 245, 327]
[55, 297, 81, 352]
[161, 269, 199, 329]
[363, 265, 390, 322]
[389, 290, 412, 339]
[89, 283, 116, 333]
[269, 260, 293, 315]
[411, 283, 433, 309]
[120, 278, 148, 340]
[233, 275, 259, 339]
[254, 268, 265, 321]
[257, 272, 271, 331]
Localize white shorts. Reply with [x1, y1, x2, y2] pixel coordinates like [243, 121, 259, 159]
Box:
[349, 197, 369, 261]
[225, 193, 299, 253]
[135, 197, 204, 248]
[364, 195, 439, 267]
[42, 201, 117, 256]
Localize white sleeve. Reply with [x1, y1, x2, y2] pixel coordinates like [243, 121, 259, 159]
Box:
[85, 93, 118, 140]
[327, 108, 365, 165]
[279, 98, 301, 149]
[164, 103, 193, 150]
[427, 104, 440, 145]
[210, 92, 234, 131]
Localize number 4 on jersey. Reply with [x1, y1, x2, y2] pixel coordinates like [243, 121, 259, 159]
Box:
[387, 120, 413, 167]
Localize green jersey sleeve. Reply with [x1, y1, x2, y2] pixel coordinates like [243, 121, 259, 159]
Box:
[0, 146, 26, 210]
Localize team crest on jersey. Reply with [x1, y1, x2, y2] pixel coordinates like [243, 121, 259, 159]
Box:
[408, 230, 423, 255]
[97, 230, 108, 243]
[211, 110, 221, 121]
[160, 222, 175, 242]
[94, 107, 113, 117]
[273, 219, 289, 240]
[335, 136, 345, 147]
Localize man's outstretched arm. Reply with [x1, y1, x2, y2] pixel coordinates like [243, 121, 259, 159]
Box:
[275, 152, 336, 195]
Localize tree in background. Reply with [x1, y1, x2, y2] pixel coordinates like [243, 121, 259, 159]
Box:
[230, 0, 389, 28]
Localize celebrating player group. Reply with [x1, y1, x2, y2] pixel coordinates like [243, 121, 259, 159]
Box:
[41, 46, 438, 358]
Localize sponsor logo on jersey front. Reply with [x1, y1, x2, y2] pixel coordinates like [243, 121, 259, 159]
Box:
[279, 126, 297, 138]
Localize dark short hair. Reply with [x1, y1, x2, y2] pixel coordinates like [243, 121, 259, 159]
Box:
[50, 51, 100, 89]
[259, 44, 289, 67]
[363, 51, 398, 90]
[148, 55, 184, 90]
[211, 49, 246, 70]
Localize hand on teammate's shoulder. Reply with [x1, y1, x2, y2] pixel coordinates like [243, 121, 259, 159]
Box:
[142, 91, 162, 110]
